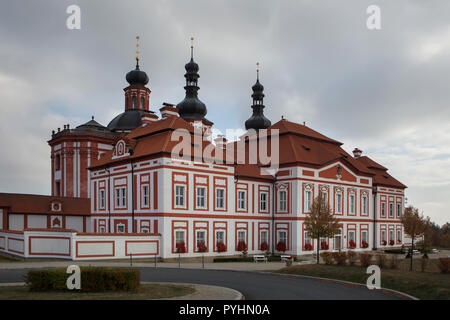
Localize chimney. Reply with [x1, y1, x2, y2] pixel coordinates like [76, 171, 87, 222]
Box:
[160, 103, 179, 119]
[141, 113, 158, 125]
[214, 135, 227, 149]
[352, 148, 363, 159]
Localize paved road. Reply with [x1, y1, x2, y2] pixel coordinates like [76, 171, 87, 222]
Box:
[0, 267, 399, 300]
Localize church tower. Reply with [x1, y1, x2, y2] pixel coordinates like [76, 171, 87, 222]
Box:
[245, 63, 271, 131]
[176, 38, 208, 121]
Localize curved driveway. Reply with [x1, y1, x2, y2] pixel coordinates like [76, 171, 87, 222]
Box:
[0, 267, 399, 300]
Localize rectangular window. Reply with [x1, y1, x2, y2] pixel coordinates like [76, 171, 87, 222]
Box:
[305, 190, 312, 212]
[216, 231, 225, 244]
[278, 190, 287, 212]
[397, 230, 401, 242]
[196, 186, 206, 208]
[99, 226, 106, 233]
[99, 189, 105, 209]
[55, 154, 61, 171]
[237, 191, 246, 210]
[381, 230, 386, 242]
[115, 187, 126, 208]
[381, 203, 386, 217]
[362, 196, 367, 215]
[238, 230, 246, 242]
[361, 231, 367, 243]
[334, 230, 342, 250]
[260, 192, 268, 212]
[215, 188, 225, 209]
[260, 230, 268, 245]
[175, 185, 185, 207]
[335, 193, 342, 213]
[117, 224, 125, 233]
[349, 194, 355, 214]
[196, 230, 206, 246]
[55, 181, 61, 197]
[321, 191, 328, 207]
[348, 231, 355, 242]
[278, 230, 287, 245]
[304, 231, 312, 245]
[175, 230, 185, 244]
[389, 230, 394, 242]
[397, 203, 401, 217]
[389, 203, 394, 217]
[141, 185, 149, 207]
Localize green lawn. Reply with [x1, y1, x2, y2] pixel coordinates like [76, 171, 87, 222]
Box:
[275, 259, 450, 300]
[0, 283, 195, 300]
[0, 254, 20, 262]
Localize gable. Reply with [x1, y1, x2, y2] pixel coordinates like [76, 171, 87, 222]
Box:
[318, 163, 357, 182]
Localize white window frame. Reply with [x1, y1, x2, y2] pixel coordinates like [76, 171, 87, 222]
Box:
[362, 196, 368, 215]
[260, 192, 268, 212]
[141, 184, 149, 207]
[349, 194, 355, 214]
[237, 190, 246, 210]
[335, 193, 342, 214]
[99, 189, 105, 209]
[215, 188, 225, 209]
[115, 187, 126, 208]
[397, 230, 401, 242]
[116, 223, 125, 233]
[397, 203, 401, 217]
[361, 230, 368, 243]
[389, 203, 394, 217]
[348, 230, 355, 242]
[237, 230, 246, 243]
[196, 186, 207, 209]
[260, 230, 268, 245]
[175, 230, 186, 245]
[381, 203, 386, 217]
[174, 185, 186, 208]
[278, 189, 287, 212]
[389, 230, 394, 242]
[304, 190, 312, 212]
[278, 230, 287, 245]
[196, 230, 206, 247]
[99, 226, 106, 233]
[304, 231, 312, 245]
[381, 230, 386, 242]
[216, 230, 225, 244]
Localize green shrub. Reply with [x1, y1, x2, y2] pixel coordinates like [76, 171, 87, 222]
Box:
[384, 249, 404, 254]
[332, 252, 347, 265]
[26, 267, 140, 292]
[320, 252, 333, 265]
[359, 253, 373, 268]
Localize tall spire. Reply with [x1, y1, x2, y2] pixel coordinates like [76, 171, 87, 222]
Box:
[135, 35, 140, 68]
[176, 37, 207, 121]
[245, 62, 271, 131]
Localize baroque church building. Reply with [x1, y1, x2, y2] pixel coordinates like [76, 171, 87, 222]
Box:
[0, 43, 407, 260]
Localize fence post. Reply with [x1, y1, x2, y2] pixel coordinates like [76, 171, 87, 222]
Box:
[178, 253, 181, 268]
[154, 254, 157, 268]
[130, 253, 133, 266]
[202, 254, 204, 269]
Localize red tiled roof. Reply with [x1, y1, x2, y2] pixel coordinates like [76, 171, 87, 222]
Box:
[0, 193, 90, 215]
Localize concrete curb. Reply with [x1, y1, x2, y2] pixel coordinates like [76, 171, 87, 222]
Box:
[0, 281, 245, 300]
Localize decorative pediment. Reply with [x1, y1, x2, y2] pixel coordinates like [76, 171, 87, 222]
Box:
[318, 163, 357, 182]
[112, 139, 132, 159]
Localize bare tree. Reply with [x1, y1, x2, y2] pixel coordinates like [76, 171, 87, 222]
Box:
[304, 193, 341, 264]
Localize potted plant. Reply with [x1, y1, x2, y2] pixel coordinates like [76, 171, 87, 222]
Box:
[320, 241, 329, 250]
[362, 241, 369, 248]
[304, 243, 312, 251]
[217, 242, 227, 253]
[389, 240, 395, 246]
[381, 240, 387, 246]
[349, 240, 356, 249]
[197, 242, 207, 252]
[276, 242, 287, 252]
[260, 242, 268, 251]
[176, 241, 186, 253]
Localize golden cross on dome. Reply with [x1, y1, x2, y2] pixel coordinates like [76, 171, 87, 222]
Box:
[136, 36, 140, 62]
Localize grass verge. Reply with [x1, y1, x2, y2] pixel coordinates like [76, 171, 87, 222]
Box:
[0, 283, 195, 300]
[275, 259, 450, 300]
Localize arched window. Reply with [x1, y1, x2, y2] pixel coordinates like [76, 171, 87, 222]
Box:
[132, 96, 137, 108]
[140, 97, 145, 109]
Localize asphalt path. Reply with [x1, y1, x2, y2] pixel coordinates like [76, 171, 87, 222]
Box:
[0, 267, 400, 300]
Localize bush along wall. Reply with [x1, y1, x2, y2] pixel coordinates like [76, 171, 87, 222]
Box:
[25, 267, 141, 292]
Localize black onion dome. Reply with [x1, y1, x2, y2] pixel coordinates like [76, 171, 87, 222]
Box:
[245, 114, 271, 131]
[251, 79, 265, 101]
[107, 109, 153, 132]
[176, 55, 207, 121]
[126, 64, 149, 86]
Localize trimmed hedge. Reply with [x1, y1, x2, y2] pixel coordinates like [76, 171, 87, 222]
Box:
[26, 267, 140, 292]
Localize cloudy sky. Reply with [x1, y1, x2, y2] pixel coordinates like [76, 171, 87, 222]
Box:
[0, 0, 449, 225]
